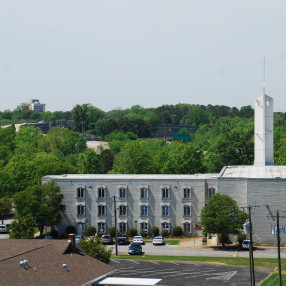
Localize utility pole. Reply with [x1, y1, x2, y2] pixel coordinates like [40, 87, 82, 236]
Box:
[266, 210, 286, 286]
[241, 204, 259, 286]
[113, 195, 118, 256]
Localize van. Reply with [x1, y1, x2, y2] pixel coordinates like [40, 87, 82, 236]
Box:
[0, 225, 7, 233]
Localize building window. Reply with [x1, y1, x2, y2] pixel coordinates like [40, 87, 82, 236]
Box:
[119, 205, 127, 216]
[119, 187, 127, 198]
[183, 223, 191, 233]
[98, 222, 105, 233]
[119, 222, 127, 233]
[161, 205, 170, 216]
[162, 187, 170, 199]
[162, 222, 170, 232]
[208, 187, 216, 198]
[98, 205, 105, 216]
[184, 205, 191, 216]
[77, 205, 85, 216]
[140, 205, 148, 216]
[141, 222, 148, 233]
[183, 188, 191, 199]
[77, 187, 85, 198]
[98, 187, 105, 198]
[140, 187, 148, 199]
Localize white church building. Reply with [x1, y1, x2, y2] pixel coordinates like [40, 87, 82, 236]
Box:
[43, 87, 286, 244]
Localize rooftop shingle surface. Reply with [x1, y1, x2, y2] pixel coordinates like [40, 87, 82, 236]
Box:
[0, 239, 114, 286]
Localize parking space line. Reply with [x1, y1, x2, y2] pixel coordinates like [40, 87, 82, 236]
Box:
[129, 260, 140, 264]
[111, 260, 120, 263]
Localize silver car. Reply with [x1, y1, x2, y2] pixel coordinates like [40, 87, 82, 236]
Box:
[153, 236, 165, 245]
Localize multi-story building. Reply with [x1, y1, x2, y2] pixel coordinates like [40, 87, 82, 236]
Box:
[43, 86, 286, 244]
[28, 99, 46, 112]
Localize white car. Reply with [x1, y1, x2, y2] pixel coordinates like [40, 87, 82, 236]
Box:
[153, 236, 165, 245]
[133, 235, 144, 244]
[242, 239, 252, 250]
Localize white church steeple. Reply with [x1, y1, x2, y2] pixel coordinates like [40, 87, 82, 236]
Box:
[254, 83, 274, 165]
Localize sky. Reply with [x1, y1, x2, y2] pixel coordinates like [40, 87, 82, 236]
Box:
[1, 0, 286, 112]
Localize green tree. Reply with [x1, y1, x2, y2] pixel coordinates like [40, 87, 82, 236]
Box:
[78, 238, 112, 263]
[13, 181, 65, 236]
[111, 141, 153, 174]
[200, 193, 248, 247]
[9, 217, 36, 239]
[0, 197, 13, 224]
[15, 125, 43, 154]
[77, 149, 103, 174]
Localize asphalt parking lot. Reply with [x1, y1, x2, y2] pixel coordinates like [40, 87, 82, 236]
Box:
[110, 260, 273, 286]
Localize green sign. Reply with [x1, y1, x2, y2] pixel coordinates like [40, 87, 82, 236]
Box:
[173, 133, 190, 143]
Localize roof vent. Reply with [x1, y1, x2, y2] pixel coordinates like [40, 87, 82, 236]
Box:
[62, 264, 68, 271]
[20, 260, 29, 269]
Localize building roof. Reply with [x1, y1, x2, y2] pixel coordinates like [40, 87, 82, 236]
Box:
[42, 173, 217, 181]
[0, 239, 114, 286]
[219, 165, 286, 179]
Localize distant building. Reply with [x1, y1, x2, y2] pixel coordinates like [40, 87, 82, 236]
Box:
[28, 99, 46, 112]
[155, 125, 197, 139]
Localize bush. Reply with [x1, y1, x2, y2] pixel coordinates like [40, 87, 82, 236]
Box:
[140, 231, 148, 238]
[128, 228, 138, 237]
[150, 226, 159, 237]
[172, 226, 183, 237]
[108, 226, 116, 238]
[66, 225, 76, 236]
[237, 232, 247, 245]
[202, 237, 207, 244]
[78, 238, 112, 264]
[161, 230, 169, 237]
[85, 226, 97, 236]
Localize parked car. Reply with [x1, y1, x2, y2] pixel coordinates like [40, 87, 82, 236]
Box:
[0, 225, 8, 233]
[44, 235, 53, 240]
[242, 239, 253, 250]
[152, 236, 165, 245]
[75, 235, 84, 244]
[128, 242, 143, 255]
[101, 234, 113, 245]
[133, 235, 144, 244]
[87, 236, 97, 241]
[117, 234, 129, 245]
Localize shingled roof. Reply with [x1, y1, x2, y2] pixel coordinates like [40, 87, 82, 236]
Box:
[0, 239, 115, 286]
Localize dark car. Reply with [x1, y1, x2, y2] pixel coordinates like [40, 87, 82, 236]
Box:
[128, 242, 142, 255]
[117, 234, 129, 245]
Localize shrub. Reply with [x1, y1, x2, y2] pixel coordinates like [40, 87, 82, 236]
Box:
[128, 228, 138, 237]
[140, 231, 148, 238]
[78, 238, 112, 263]
[66, 225, 76, 236]
[108, 226, 116, 238]
[172, 226, 183, 237]
[85, 226, 97, 236]
[150, 226, 159, 237]
[202, 237, 207, 244]
[161, 230, 169, 237]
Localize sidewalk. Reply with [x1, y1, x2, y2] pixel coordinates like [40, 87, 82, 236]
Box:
[178, 236, 218, 248]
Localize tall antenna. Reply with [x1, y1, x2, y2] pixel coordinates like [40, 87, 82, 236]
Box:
[261, 56, 268, 94]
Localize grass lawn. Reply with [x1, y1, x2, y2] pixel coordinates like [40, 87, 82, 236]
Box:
[112, 254, 286, 269]
[260, 273, 286, 286]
